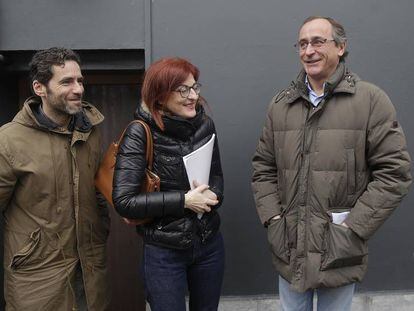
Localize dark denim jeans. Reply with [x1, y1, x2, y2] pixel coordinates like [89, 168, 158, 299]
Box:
[142, 232, 225, 311]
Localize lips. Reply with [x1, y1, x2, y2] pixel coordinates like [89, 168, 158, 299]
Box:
[183, 101, 196, 107]
[305, 59, 321, 64]
[68, 97, 82, 103]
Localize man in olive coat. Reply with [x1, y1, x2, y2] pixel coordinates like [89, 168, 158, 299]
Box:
[252, 16, 411, 311]
[0, 47, 110, 310]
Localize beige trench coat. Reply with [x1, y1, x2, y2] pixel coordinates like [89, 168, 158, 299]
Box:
[0, 97, 110, 310]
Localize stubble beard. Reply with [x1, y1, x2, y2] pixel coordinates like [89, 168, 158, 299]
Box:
[47, 90, 82, 117]
[63, 101, 82, 115]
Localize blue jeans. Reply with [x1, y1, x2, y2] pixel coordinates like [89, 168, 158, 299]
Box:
[142, 232, 225, 311]
[279, 276, 354, 311]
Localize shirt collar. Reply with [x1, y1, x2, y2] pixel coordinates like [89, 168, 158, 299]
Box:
[305, 75, 325, 107]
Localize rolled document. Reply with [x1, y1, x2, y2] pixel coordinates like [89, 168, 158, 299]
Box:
[183, 134, 215, 219]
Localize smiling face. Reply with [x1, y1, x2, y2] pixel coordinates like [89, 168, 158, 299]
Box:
[44, 60, 84, 115]
[299, 18, 345, 86]
[163, 74, 199, 119]
[33, 60, 84, 124]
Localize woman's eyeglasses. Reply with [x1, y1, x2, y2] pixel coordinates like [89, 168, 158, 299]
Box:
[174, 83, 202, 98]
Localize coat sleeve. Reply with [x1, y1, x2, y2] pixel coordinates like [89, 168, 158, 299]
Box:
[112, 122, 185, 219]
[251, 97, 283, 226]
[346, 88, 412, 240]
[208, 125, 224, 209]
[0, 141, 17, 212]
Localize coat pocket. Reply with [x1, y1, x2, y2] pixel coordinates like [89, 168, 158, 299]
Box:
[320, 222, 367, 271]
[10, 228, 41, 270]
[155, 154, 183, 183]
[267, 217, 290, 264]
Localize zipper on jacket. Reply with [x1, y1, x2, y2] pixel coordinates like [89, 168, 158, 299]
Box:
[298, 105, 310, 205]
[48, 133, 62, 214]
[298, 103, 312, 266]
[301, 98, 326, 258]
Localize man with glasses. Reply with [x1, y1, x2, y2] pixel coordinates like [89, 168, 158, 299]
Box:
[252, 16, 411, 310]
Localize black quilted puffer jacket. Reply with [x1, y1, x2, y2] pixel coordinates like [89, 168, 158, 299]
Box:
[113, 103, 224, 249]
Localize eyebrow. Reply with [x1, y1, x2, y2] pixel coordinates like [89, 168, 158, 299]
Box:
[178, 82, 197, 87]
[59, 76, 83, 83]
[299, 36, 325, 42]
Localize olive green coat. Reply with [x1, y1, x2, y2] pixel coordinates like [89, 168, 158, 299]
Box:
[252, 63, 411, 292]
[0, 98, 110, 310]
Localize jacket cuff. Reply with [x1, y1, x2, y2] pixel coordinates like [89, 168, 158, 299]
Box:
[209, 187, 224, 209]
[161, 191, 186, 217]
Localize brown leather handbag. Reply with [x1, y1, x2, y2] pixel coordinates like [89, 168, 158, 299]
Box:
[95, 120, 160, 225]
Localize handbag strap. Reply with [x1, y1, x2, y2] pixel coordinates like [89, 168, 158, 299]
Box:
[117, 120, 154, 170]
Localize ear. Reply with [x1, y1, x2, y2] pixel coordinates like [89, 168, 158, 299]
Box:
[33, 80, 47, 97]
[337, 41, 347, 57]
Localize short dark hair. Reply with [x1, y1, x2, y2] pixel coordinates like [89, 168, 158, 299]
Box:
[301, 16, 348, 61]
[29, 47, 81, 91]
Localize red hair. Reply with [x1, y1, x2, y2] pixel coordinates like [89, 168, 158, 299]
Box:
[141, 57, 200, 130]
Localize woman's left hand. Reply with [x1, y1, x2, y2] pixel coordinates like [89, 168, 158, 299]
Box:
[193, 180, 218, 202]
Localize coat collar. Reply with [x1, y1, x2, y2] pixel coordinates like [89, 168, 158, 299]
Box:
[135, 102, 205, 140]
[283, 62, 360, 105]
[13, 96, 104, 134]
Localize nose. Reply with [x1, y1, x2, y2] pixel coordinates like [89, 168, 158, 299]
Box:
[304, 43, 316, 55]
[73, 81, 84, 95]
[188, 87, 198, 100]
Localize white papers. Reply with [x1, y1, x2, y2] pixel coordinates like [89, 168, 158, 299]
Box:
[183, 134, 215, 219]
[331, 211, 350, 225]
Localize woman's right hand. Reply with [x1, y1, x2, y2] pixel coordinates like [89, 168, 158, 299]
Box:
[184, 184, 218, 214]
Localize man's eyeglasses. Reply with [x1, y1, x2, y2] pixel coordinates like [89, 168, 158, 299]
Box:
[174, 83, 202, 98]
[294, 38, 335, 52]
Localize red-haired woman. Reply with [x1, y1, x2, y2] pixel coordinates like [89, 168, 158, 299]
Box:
[113, 57, 225, 311]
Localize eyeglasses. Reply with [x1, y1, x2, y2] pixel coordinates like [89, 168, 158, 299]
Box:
[174, 82, 202, 98]
[294, 38, 335, 52]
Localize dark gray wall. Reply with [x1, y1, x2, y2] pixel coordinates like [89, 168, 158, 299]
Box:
[0, 0, 146, 50]
[151, 0, 414, 294]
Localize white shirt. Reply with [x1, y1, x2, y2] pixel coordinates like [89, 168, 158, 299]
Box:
[305, 76, 325, 107]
